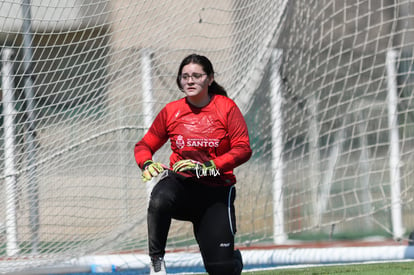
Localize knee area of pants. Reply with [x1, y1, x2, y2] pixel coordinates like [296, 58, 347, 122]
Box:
[149, 190, 172, 211]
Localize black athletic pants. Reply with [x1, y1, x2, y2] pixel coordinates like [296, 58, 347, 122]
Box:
[147, 170, 242, 274]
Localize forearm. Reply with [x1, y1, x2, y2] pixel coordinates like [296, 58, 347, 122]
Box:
[213, 143, 252, 172]
[134, 133, 166, 169]
[134, 143, 154, 169]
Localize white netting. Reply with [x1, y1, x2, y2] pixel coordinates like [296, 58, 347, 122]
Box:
[1, 0, 414, 273]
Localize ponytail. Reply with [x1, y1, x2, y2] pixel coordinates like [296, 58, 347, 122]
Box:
[209, 80, 228, 97]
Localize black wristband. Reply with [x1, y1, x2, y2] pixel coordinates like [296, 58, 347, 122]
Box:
[142, 160, 153, 170]
[203, 160, 214, 168]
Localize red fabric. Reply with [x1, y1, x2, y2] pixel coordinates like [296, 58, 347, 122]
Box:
[134, 94, 252, 185]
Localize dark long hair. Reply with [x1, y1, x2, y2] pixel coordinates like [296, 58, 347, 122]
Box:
[176, 53, 228, 97]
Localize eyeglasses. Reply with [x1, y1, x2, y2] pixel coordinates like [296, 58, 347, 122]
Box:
[179, 73, 207, 82]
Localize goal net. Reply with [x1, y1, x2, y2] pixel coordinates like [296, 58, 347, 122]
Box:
[1, 0, 414, 273]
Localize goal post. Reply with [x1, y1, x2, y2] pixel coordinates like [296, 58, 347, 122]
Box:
[386, 49, 404, 240]
[2, 48, 19, 257]
[2, 0, 414, 273]
[270, 48, 287, 244]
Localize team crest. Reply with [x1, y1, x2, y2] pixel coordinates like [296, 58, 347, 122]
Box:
[176, 135, 185, 149]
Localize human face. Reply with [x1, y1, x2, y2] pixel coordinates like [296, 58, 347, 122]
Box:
[179, 63, 213, 104]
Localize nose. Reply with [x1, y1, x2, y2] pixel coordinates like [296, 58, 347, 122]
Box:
[186, 76, 195, 83]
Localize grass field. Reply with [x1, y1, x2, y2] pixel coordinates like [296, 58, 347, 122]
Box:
[239, 261, 414, 274]
[54, 261, 414, 274]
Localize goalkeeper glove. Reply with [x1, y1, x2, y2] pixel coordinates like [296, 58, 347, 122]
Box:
[173, 159, 218, 177]
[141, 160, 165, 182]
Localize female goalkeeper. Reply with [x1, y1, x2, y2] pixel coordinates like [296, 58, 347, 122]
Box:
[134, 53, 252, 275]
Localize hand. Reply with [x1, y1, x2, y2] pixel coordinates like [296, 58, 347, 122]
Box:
[172, 159, 201, 172]
[141, 160, 165, 182]
[173, 159, 218, 177]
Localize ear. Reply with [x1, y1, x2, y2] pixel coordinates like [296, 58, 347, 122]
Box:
[208, 75, 214, 86]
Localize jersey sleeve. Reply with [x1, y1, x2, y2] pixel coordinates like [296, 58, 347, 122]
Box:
[212, 102, 252, 171]
[134, 107, 169, 169]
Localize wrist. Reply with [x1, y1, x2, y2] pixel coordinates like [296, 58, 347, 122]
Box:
[203, 160, 215, 169]
[142, 160, 153, 170]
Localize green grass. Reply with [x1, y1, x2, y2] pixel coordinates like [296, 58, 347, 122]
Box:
[191, 261, 414, 274]
[240, 261, 414, 274]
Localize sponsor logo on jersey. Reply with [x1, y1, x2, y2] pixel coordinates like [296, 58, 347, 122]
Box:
[187, 138, 219, 147]
[175, 136, 219, 149]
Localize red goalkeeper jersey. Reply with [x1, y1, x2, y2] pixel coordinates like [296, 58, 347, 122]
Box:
[134, 94, 252, 186]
